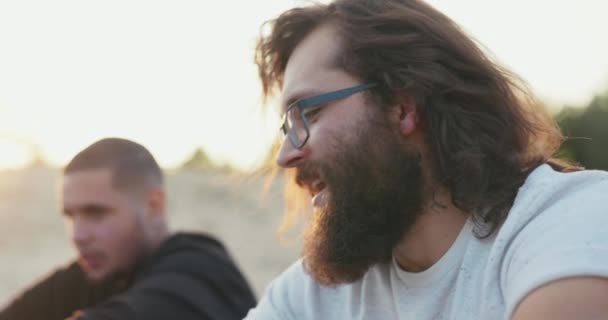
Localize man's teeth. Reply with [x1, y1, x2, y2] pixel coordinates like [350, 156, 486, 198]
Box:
[312, 189, 327, 207]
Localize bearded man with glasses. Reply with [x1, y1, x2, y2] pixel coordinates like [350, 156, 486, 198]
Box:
[245, 0, 608, 319]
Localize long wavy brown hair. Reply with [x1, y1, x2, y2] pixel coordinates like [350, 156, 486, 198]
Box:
[256, 0, 577, 237]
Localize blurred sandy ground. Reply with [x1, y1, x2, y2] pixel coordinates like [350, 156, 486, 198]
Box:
[0, 167, 301, 305]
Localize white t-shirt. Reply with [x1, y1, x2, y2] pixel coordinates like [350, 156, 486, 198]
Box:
[245, 165, 608, 320]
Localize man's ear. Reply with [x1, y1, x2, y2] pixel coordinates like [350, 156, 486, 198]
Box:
[145, 187, 166, 217]
[396, 95, 419, 136]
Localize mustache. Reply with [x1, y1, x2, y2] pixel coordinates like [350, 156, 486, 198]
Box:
[294, 162, 322, 188]
[77, 247, 104, 257]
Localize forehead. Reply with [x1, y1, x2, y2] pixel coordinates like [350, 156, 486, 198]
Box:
[281, 23, 358, 108]
[62, 168, 124, 207]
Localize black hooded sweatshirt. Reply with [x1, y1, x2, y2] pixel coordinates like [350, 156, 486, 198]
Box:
[0, 233, 257, 320]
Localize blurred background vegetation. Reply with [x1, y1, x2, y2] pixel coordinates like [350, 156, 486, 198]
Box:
[556, 86, 608, 170]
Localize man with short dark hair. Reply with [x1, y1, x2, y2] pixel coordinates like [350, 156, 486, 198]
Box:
[245, 0, 608, 319]
[0, 137, 256, 320]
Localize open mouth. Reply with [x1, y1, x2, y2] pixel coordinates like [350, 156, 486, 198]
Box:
[295, 168, 328, 207]
[79, 252, 103, 270]
[310, 181, 327, 207]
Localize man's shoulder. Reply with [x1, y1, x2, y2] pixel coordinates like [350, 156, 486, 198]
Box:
[134, 231, 256, 296]
[507, 165, 608, 224]
[139, 232, 237, 277]
[271, 259, 309, 286]
[496, 166, 608, 317]
[496, 165, 608, 248]
[269, 259, 391, 302]
[0, 261, 121, 320]
[249, 259, 391, 319]
[273, 258, 391, 290]
[520, 164, 608, 200]
[87, 232, 256, 320]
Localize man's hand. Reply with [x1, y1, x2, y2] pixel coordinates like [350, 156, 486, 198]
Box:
[65, 310, 85, 320]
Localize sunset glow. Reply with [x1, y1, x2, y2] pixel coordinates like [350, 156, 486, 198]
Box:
[0, 0, 606, 170]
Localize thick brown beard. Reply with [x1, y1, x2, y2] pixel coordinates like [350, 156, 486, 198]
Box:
[300, 115, 424, 285]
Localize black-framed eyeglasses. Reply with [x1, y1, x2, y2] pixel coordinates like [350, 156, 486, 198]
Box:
[280, 83, 377, 149]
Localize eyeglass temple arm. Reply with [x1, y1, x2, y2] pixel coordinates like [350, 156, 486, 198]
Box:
[297, 83, 377, 108]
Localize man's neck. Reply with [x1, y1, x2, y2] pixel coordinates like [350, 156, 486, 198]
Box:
[393, 187, 468, 272]
[147, 227, 172, 255]
[132, 228, 173, 276]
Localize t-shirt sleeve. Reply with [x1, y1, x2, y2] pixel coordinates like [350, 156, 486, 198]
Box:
[501, 178, 608, 318]
[244, 260, 308, 320]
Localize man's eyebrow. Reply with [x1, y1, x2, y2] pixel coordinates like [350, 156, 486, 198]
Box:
[81, 204, 110, 212]
[64, 203, 111, 215]
[282, 89, 324, 112]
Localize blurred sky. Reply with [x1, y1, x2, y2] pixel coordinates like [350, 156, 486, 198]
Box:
[1, 0, 607, 170]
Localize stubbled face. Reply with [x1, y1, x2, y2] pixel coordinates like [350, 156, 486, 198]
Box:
[62, 168, 149, 283]
[277, 24, 425, 284]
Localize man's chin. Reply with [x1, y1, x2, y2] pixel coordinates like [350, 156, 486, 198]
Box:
[79, 264, 110, 283]
[84, 271, 109, 284]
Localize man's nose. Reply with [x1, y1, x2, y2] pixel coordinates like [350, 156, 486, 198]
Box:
[71, 215, 93, 247]
[276, 136, 309, 168]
